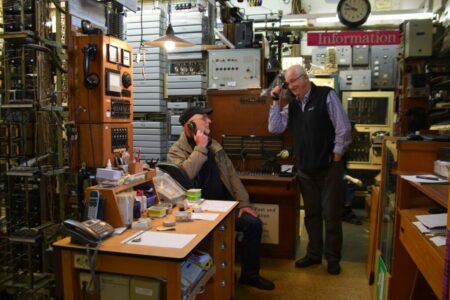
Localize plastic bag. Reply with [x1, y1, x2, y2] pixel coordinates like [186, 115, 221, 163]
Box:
[152, 170, 186, 205]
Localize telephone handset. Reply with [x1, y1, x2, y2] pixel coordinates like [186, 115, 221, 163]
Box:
[82, 43, 99, 89]
[84, 190, 105, 220]
[188, 121, 197, 135]
[61, 219, 114, 245]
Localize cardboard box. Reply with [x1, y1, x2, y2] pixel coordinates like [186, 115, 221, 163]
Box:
[100, 274, 130, 300]
[130, 277, 161, 300]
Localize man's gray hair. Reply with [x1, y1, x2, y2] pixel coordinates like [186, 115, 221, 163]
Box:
[287, 64, 307, 77]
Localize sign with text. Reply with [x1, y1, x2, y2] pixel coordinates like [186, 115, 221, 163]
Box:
[252, 203, 279, 244]
[308, 30, 400, 46]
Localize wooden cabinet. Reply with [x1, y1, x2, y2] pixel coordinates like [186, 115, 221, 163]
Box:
[392, 180, 447, 299]
[197, 213, 235, 300]
[240, 175, 300, 259]
[375, 136, 450, 299]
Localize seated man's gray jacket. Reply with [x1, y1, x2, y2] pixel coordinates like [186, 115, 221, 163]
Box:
[167, 132, 250, 209]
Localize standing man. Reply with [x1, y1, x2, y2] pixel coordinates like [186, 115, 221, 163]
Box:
[168, 107, 275, 290]
[268, 65, 352, 275]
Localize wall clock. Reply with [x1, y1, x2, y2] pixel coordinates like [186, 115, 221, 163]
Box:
[337, 0, 371, 28]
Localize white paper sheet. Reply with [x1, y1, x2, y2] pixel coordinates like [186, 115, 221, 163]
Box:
[416, 213, 447, 229]
[401, 174, 448, 184]
[191, 213, 219, 221]
[412, 221, 430, 233]
[124, 231, 196, 249]
[199, 200, 236, 212]
[430, 236, 446, 247]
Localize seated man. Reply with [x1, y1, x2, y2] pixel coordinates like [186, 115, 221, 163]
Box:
[167, 107, 275, 291]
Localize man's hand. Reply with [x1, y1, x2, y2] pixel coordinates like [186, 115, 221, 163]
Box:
[194, 130, 209, 148]
[238, 206, 258, 218]
[271, 86, 283, 101]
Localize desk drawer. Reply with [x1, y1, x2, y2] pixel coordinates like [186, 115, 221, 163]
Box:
[399, 212, 444, 297]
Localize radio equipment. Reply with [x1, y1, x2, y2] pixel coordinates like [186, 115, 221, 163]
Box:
[208, 49, 261, 90]
[74, 35, 133, 123]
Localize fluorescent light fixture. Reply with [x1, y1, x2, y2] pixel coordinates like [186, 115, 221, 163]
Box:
[316, 9, 434, 24]
[253, 22, 279, 29]
[369, 11, 434, 21]
[281, 20, 308, 27]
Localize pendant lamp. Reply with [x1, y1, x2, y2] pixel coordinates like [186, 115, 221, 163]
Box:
[144, 1, 193, 50]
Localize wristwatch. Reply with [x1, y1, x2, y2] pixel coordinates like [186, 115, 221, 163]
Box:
[271, 94, 280, 101]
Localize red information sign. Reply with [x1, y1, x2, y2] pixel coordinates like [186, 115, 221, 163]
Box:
[307, 30, 400, 46]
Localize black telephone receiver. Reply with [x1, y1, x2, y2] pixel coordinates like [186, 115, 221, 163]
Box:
[188, 121, 197, 135]
[82, 43, 99, 89]
[61, 219, 114, 245]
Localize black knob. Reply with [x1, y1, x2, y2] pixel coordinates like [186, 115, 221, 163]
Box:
[122, 72, 132, 88]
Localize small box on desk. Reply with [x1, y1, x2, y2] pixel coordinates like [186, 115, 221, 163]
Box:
[129, 162, 144, 174]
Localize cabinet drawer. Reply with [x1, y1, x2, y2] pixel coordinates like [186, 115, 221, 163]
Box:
[399, 212, 444, 297]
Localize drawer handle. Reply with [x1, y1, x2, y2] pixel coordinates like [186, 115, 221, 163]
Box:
[219, 224, 227, 231]
[220, 279, 226, 287]
[220, 242, 226, 250]
[400, 227, 404, 232]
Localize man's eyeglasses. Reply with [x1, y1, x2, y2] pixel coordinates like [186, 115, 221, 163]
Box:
[286, 73, 306, 86]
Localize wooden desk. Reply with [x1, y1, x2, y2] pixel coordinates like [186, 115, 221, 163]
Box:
[240, 174, 300, 259]
[54, 201, 238, 300]
[390, 178, 448, 299]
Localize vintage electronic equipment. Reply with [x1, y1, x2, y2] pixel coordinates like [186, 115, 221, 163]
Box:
[342, 91, 394, 128]
[311, 47, 327, 66]
[404, 19, 432, 58]
[309, 76, 337, 90]
[74, 35, 133, 123]
[167, 75, 207, 96]
[336, 46, 352, 66]
[343, 91, 394, 169]
[208, 49, 261, 90]
[346, 127, 389, 169]
[133, 121, 168, 161]
[234, 21, 254, 48]
[168, 60, 206, 76]
[352, 45, 369, 66]
[370, 45, 399, 89]
[61, 219, 114, 245]
[339, 69, 371, 91]
[78, 123, 133, 168]
[406, 73, 429, 98]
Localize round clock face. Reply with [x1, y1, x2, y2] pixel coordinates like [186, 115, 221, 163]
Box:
[337, 0, 371, 28]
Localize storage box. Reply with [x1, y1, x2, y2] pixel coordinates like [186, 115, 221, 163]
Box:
[130, 277, 161, 300]
[129, 162, 144, 174]
[100, 274, 130, 300]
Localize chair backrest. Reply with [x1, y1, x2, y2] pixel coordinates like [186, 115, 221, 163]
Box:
[156, 162, 193, 190]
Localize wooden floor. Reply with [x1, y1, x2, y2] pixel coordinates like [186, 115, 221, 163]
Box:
[235, 209, 372, 300]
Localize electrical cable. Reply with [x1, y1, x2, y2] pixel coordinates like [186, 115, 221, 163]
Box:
[85, 242, 100, 295]
[22, 44, 67, 73]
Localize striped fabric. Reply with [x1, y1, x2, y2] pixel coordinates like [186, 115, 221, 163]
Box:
[444, 228, 450, 300]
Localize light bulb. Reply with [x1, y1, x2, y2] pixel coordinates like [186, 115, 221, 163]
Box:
[164, 41, 175, 51]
